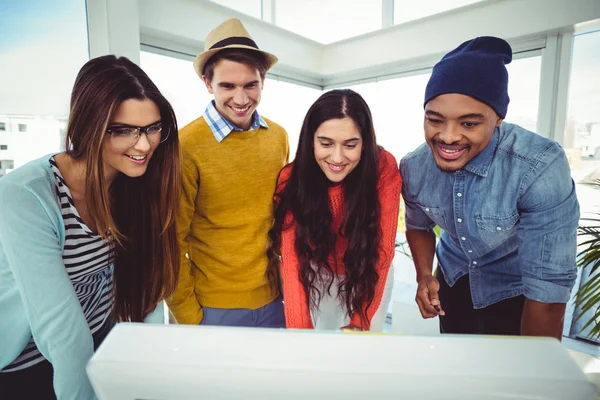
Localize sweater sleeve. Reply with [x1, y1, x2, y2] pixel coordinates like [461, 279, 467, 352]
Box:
[281, 220, 314, 329]
[284, 129, 290, 164]
[276, 165, 313, 329]
[0, 183, 96, 400]
[166, 148, 203, 324]
[350, 150, 401, 330]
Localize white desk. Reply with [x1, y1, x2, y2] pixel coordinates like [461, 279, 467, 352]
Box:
[87, 323, 598, 400]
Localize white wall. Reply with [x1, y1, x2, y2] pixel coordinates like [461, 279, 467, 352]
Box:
[138, 0, 324, 85]
[322, 0, 600, 80]
[87, 0, 141, 62]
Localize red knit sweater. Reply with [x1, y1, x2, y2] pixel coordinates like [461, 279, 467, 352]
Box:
[277, 149, 402, 330]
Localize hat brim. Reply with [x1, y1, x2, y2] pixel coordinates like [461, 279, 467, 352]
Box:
[193, 45, 278, 79]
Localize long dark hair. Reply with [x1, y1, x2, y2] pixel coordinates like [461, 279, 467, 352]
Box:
[65, 55, 181, 322]
[267, 89, 381, 325]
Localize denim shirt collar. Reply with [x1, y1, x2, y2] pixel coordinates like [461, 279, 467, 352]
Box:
[463, 126, 500, 177]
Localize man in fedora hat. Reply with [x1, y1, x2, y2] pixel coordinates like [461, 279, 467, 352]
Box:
[400, 36, 579, 340]
[168, 18, 289, 328]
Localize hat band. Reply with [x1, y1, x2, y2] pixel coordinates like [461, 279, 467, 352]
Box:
[209, 36, 259, 50]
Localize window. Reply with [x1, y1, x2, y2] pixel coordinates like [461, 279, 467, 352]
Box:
[394, 0, 485, 24]
[260, 79, 322, 159]
[343, 73, 430, 162]
[0, 159, 14, 179]
[563, 30, 600, 184]
[0, 0, 88, 168]
[0, 122, 5, 131]
[276, 0, 382, 43]
[209, 0, 262, 19]
[0, 145, 7, 150]
[140, 51, 212, 128]
[373, 73, 431, 161]
[504, 55, 542, 133]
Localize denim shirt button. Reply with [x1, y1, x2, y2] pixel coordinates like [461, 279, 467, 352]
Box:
[457, 218, 462, 223]
[457, 193, 463, 197]
[461, 237, 466, 241]
[468, 250, 473, 253]
[472, 261, 477, 265]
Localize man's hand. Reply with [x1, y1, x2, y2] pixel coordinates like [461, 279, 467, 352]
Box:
[416, 275, 445, 318]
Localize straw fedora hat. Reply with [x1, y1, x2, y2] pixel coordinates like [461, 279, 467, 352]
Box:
[193, 18, 278, 78]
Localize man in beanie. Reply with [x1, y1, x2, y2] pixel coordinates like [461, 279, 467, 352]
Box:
[400, 36, 579, 340]
[167, 19, 289, 327]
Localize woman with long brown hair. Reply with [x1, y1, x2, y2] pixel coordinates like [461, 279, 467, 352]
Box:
[267, 89, 401, 331]
[0, 55, 181, 399]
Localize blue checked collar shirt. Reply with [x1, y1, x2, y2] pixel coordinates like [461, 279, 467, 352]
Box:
[400, 122, 580, 308]
[203, 100, 268, 143]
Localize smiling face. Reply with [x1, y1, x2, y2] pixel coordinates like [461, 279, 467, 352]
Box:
[313, 117, 363, 183]
[424, 93, 502, 172]
[203, 59, 263, 131]
[102, 98, 161, 182]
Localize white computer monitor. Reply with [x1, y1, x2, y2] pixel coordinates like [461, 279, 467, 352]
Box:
[87, 323, 597, 400]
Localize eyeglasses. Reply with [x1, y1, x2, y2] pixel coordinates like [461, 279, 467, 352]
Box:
[106, 121, 168, 149]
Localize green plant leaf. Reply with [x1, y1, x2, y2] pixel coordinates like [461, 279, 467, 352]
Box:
[573, 212, 600, 339]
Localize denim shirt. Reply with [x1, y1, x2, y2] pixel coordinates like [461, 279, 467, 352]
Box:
[400, 122, 580, 308]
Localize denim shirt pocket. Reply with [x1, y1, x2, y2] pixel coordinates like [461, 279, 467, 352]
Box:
[541, 232, 578, 283]
[417, 204, 448, 232]
[475, 212, 519, 250]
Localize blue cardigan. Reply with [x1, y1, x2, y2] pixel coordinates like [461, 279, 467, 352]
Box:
[0, 154, 163, 399]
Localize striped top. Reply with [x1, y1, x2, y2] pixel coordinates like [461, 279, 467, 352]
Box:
[2, 157, 114, 372]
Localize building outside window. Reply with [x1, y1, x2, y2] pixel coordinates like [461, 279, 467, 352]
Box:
[1, 0, 88, 168]
[563, 30, 600, 185]
[563, 29, 600, 345]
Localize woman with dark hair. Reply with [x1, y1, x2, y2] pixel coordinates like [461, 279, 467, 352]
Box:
[267, 89, 401, 331]
[0, 55, 181, 399]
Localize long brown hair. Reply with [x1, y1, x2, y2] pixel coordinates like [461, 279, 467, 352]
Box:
[267, 89, 381, 326]
[65, 55, 181, 322]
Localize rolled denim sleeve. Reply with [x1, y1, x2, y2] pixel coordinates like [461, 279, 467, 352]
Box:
[400, 158, 436, 232]
[518, 146, 579, 303]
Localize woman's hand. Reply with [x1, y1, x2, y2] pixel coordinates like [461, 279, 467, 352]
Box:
[340, 323, 362, 331]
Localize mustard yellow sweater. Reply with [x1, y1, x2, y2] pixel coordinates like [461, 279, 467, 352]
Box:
[168, 116, 289, 324]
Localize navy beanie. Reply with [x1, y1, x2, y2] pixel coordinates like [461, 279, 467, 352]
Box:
[424, 36, 512, 118]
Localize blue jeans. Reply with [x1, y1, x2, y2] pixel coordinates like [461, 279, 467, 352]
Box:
[200, 297, 285, 328]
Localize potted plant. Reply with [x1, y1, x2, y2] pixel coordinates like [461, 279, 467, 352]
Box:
[573, 211, 600, 340]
